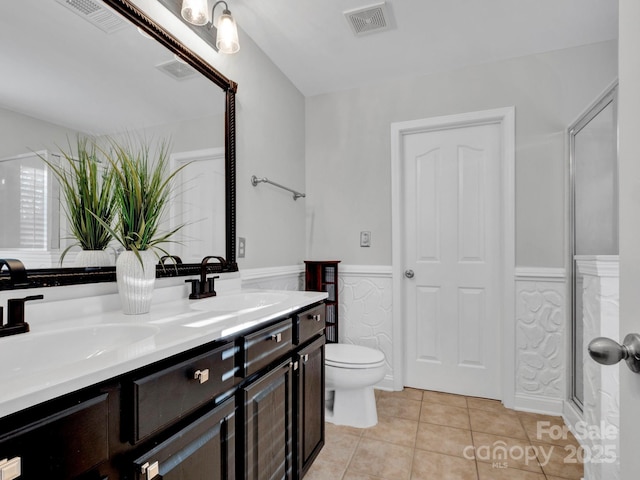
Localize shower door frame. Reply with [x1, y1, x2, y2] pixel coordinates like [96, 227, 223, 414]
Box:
[568, 82, 619, 412]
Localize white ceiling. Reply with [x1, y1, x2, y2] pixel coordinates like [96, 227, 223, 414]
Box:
[0, 1, 618, 134]
[231, 0, 619, 96]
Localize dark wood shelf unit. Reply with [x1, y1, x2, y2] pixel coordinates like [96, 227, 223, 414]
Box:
[304, 261, 340, 343]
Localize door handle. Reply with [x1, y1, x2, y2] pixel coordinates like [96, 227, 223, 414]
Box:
[404, 269, 414, 279]
[588, 334, 640, 373]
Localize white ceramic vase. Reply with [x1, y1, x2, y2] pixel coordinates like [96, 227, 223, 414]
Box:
[116, 250, 157, 315]
[73, 249, 112, 267]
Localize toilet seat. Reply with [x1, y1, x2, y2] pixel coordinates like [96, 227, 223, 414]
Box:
[325, 343, 385, 369]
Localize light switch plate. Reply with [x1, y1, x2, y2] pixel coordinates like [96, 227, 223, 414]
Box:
[360, 231, 371, 247]
[238, 237, 246, 258]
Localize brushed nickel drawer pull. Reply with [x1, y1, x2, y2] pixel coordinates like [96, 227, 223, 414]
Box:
[141, 461, 159, 479]
[0, 457, 21, 480]
[193, 369, 210, 384]
[271, 332, 282, 342]
[308, 314, 322, 322]
[302, 354, 309, 363]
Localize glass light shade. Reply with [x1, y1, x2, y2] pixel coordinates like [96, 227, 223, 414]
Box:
[216, 12, 240, 54]
[181, 0, 210, 26]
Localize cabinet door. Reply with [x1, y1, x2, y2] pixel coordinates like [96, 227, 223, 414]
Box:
[132, 397, 235, 480]
[296, 336, 325, 478]
[242, 359, 294, 480]
[0, 393, 109, 479]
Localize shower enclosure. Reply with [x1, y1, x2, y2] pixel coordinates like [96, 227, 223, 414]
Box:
[569, 84, 618, 409]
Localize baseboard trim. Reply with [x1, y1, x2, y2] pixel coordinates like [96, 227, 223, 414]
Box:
[513, 393, 564, 416]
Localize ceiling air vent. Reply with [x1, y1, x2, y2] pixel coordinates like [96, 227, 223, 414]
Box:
[344, 2, 391, 36]
[155, 59, 199, 81]
[55, 0, 128, 34]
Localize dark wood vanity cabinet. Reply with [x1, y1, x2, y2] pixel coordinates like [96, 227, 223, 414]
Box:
[0, 389, 114, 480]
[295, 336, 325, 478]
[240, 359, 295, 480]
[0, 301, 326, 480]
[131, 397, 236, 480]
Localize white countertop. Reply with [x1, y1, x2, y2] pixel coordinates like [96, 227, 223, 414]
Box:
[0, 289, 327, 418]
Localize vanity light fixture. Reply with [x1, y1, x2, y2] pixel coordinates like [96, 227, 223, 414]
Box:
[181, 0, 240, 54]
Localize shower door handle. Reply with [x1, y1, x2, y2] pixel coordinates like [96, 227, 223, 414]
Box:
[588, 334, 640, 373]
[404, 269, 414, 279]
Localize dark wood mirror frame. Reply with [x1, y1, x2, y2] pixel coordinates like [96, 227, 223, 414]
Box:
[0, 0, 238, 291]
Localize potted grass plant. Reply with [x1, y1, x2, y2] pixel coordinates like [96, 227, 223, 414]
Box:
[97, 136, 188, 314]
[41, 137, 116, 267]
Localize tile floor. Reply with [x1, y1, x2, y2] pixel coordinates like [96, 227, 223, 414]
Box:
[305, 388, 584, 480]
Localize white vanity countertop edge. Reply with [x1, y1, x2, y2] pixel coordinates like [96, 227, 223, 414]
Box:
[0, 289, 328, 418]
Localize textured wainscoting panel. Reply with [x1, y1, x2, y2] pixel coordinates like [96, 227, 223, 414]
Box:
[577, 257, 620, 480]
[339, 266, 394, 389]
[514, 269, 566, 414]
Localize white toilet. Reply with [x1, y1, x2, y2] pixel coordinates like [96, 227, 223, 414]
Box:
[324, 343, 386, 428]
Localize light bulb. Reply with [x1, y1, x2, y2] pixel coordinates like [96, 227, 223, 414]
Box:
[181, 0, 209, 26]
[216, 11, 240, 54]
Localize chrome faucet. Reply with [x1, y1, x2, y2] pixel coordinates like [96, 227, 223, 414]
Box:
[185, 256, 226, 299]
[0, 294, 44, 337]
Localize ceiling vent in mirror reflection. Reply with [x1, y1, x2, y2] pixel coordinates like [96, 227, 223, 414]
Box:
[344, 2, 391, 37]
[55, 0, 128, 34]
[155, 59, 199, 81]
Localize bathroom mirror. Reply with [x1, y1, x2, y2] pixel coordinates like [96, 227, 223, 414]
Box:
[0, 0, 237, 289]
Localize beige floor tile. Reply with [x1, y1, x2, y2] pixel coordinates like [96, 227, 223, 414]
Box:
[411, 450, 478, 480]
[376, 396, 422, 421]
[363, 414, 419, 447]
[422, 390, 468, 409]
[349, 438, 414, 480]
[471, 431, 542, 473]
[420, 403, 470, 429]
[476, 462, 545, 480]
[377, 387, 424, 402]
[415, 423, 473, 457]
[326, 420, 366, 438]
[466, 397, 508, 414]
[531, 441, 584, 479]
[468, 407, 527, 440]
[517, 411, 580, 447]
[304, 457, 347, 480]
[317, 427, 362, 468]
[343, 470, 391, 480]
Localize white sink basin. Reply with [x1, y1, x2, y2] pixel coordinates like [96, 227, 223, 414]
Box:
[190, 292, 289, 313]
[0, 324, 159, 374]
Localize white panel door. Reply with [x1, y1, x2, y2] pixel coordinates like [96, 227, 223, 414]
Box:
[403, 123, 502, 399]
[171, 149, 226, 263]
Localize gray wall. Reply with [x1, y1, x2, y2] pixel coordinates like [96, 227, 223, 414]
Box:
[305, 40, 618, 267]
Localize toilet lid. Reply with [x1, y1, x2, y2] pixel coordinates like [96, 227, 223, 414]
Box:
[325, 343, 385, 368]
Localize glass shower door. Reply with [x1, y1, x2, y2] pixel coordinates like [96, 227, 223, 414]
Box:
[569, 86, 618, 409]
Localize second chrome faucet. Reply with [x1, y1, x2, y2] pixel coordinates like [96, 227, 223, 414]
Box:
[185, 256, 226, 299]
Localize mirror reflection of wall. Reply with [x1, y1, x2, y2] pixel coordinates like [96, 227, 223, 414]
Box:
[0, 0, 226, 268]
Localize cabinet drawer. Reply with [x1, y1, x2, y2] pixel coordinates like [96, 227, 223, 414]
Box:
[242, 319, 293, 377]
[132, 342, 236, 443]
[0, 393, 109, 479]
[132, 397, 235, 480]
[294, 304, 325, 345]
